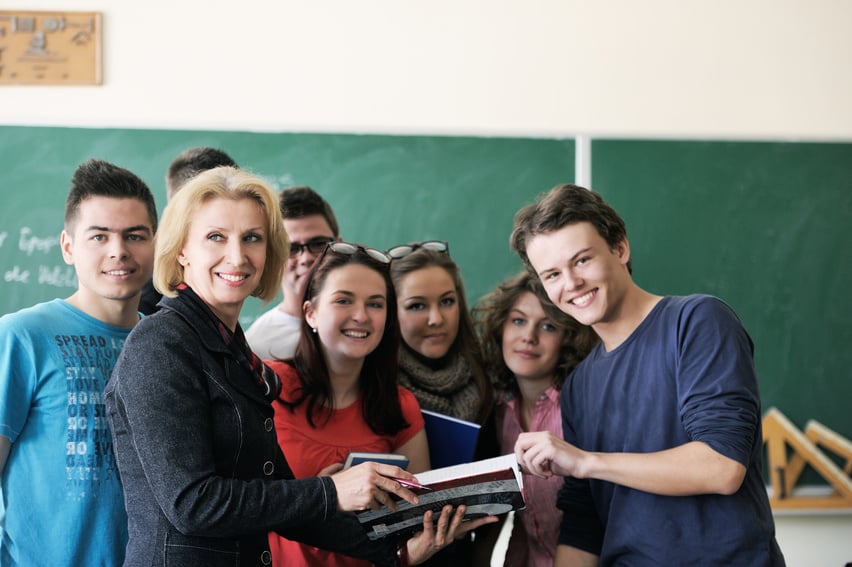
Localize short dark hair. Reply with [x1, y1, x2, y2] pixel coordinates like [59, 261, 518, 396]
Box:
[510, 183, 631, 273]
[65, 159, 157, 233]
[165, 147, 238, 200]
[278, 186, 339, 237]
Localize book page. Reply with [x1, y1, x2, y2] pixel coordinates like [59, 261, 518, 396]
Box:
[415, 453, 523, 489]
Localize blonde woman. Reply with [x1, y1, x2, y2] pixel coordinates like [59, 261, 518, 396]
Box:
[106, 168, 480, 567]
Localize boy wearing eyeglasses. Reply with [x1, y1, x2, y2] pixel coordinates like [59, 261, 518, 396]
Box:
[246, 186, 341, 360]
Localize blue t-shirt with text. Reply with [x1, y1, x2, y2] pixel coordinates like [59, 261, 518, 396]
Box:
[0, 299, 129, 567]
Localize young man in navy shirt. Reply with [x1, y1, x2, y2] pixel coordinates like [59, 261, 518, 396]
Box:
[511, 184, 784, 566]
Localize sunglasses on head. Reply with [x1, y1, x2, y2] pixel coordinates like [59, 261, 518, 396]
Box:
[289, 236, 335, 257]
[386, 240, 449, 260]
[321, 241, 391, 264]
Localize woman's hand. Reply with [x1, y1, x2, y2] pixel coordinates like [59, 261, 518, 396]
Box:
[406, 505, 499, 565]
[330, 462, 420, 512]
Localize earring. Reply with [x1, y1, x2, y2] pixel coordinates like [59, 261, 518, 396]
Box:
[311, 327, 317, 334]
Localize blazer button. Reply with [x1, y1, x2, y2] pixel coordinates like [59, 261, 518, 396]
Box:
[264, 418, 274, 432]
[260, 550, 272, 565]
[263, 461, 275, 475]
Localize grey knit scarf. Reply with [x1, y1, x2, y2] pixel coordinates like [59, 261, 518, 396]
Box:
[398, 346, 481, 423]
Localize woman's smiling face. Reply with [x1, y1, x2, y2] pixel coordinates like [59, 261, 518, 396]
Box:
[178, 197, 267, 328]
[396, 266, 460, 359]
[305, 263, 388, 365]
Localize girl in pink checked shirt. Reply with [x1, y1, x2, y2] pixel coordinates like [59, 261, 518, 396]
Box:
[474, 272, 598, 567]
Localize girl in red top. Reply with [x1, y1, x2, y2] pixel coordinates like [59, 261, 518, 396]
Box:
[266, 242, 434, 567]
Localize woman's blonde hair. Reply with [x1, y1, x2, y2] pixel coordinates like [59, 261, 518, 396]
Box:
[154, 166, 288, 302]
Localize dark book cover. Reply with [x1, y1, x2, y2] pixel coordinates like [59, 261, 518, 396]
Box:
[344, 452, 410, 470]
[422, 409, 481, 469]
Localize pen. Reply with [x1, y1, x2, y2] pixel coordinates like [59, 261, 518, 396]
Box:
[393, 478, 432, 491]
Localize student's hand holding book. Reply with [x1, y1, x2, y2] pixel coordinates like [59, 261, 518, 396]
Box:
[402, 504, 499, 565]
[355, 453, 521, 557]
[330, 463, 496, 564]
[515, 430, 583, 478]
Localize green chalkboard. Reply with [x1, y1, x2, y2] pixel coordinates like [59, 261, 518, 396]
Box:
[0, 126, 574, 325]
[591, 140, 852, 442]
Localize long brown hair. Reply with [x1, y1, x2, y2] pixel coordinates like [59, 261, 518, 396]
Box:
[474, 271, 599, 394]
[278, 244, 407, 436]
[390, 247, 494, 423]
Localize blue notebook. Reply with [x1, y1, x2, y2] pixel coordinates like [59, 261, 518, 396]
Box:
[421, 409, 481, 469]
[343, 452, 409, 470]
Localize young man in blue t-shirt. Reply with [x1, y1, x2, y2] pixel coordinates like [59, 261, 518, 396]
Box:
[510, 184, 785, 566]
[0, 159, 157, 566]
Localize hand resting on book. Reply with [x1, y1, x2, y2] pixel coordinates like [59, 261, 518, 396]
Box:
[331, 461, 420, 512]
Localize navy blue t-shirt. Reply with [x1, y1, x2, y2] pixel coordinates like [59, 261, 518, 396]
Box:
[557, 295, 784, 566]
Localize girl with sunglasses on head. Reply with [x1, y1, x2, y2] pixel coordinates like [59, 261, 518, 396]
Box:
[388, 241, 494, 427]
[388, 241, 499, 567]
[473, 272, 598, 567]
[266, 242, 497, 567]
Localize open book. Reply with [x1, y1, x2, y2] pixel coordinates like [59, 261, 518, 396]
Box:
[356, 453, 525, 540]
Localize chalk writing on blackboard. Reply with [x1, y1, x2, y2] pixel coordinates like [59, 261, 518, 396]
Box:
[18, 226, 60, 255]
[2, 225, 76, 288]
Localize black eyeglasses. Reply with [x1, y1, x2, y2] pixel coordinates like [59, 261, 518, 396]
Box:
[289, 236, 335, 257]
[322, 241, 391, 265]
[386, 240, 449, 260]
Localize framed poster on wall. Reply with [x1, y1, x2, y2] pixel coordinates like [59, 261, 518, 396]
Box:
[0, 11, 101, 85]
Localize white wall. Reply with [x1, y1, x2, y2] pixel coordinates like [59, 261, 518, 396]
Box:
[2, 0, 851, 139]
[3, 2, 851, 564]
[775, 512, 852, 566]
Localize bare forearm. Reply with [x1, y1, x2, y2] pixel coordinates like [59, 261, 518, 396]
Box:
[578, 441, 746, 496]
[398, 429, 430, 473]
